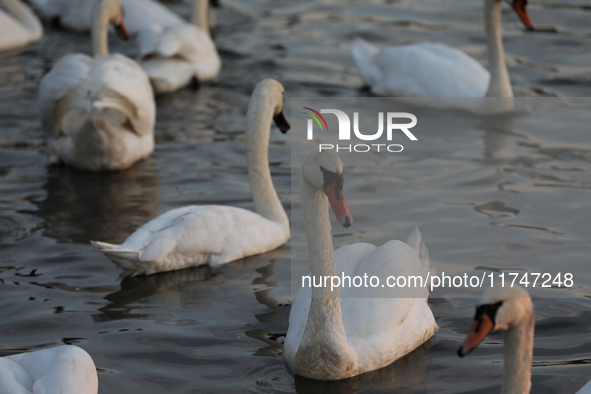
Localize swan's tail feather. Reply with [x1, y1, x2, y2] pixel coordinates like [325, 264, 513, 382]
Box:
[406, 226, 432, 276]
[350, 37, 381, 88]
[90, 240, 142, 275]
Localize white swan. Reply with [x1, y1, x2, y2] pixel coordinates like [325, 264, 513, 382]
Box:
[91, 78, 291, 276]
[458, 285, 591, 394]
[0, 345, 98, 394]
[136, 0, 222, 93]
[283, 150, 437, 380]
[0, 0, 43, 52]
[38, 0, 155, 171]
[27, 0, 184, 34]
[351, 0, 534, 100]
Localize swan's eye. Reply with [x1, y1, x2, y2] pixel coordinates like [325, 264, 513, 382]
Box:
[320, 166, 344, 190]
[474, 301, 503, 325]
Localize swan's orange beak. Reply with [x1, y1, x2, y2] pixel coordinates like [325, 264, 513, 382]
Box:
[512, 0, 534, 31]
[325, 181, 352, 228]
[458, 314, 495, 357]
[115, 20, 130, 40]
[273, 110, 290, 134]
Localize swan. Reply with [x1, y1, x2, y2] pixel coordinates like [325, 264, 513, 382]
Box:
[457, 285, 591, 394]
[283, 150, 438, 380]
[90, 78, 291, 276]
[0, 0, 43, 52]
[0, 345, 98, 394]
[350, 0, 534, 104]
[136, 0, 222, 93]
[26, 0, 184, 34]
[38, 0, 155, 171]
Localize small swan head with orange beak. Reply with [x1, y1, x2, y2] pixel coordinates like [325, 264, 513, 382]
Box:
[505, 0, 534, 31]
[302, 150, 353, 228]
[458, 285, 533, 357]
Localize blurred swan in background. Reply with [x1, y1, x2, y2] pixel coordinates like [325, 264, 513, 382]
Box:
[136, 0, 222, 93]
[0, 0, 43, 52]
[91, 78, 290, 276]
[38, 0, 155, 171]
[351, 0, 534, 110]
[27, 0, 185, 34]
[0, 345, 98, 394]
[458, 285, 591, 394]
[283, 150, 437, 380]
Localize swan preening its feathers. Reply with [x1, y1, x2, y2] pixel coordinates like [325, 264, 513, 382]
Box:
[38, 0, 155, 171]
[0, 345, 98, 394]
[0, 0, 43, 52]
[91, 78, 290, 275]
[351, 0, 534, 111]
[283, 150, 437, 380]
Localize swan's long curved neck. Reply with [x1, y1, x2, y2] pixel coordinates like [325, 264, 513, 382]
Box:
[0, 0, 42, 36]
[292, 177, 355, 378]
[502, 313, 534, 394]
[191, 0, 211, 37]
[244, 97, 288, 226]
[484, 0, 513, 98]
[91, 1, 111, 57]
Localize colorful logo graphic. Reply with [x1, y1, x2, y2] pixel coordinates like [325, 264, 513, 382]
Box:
[302, 107, 328, 139]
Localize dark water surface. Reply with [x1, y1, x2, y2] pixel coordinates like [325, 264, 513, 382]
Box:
[1, 0, 590, 393]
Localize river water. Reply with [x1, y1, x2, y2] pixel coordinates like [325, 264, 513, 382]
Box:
[1, 0, 590, 393]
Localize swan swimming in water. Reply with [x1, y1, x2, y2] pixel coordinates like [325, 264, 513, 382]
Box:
[38, 0, 155, 171]
[458, 285, 591, 394]
[283, 149, 437, 380]
[91, 78, 291, 276]
[351, 0, 534, 112]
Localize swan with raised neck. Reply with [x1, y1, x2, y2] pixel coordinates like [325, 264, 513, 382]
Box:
[284, 150, 437, 380]
[458, 285, 534, 394]
[91, 0, 130, 57]
[91, 78, 291, 275]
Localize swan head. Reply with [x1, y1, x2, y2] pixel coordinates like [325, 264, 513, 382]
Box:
[503, 0, 534, 31]
[302, 150, 352, 228]
[251, 79, 290, 133]
[458, 284, 533, 357]
[94, 0, 130, 39]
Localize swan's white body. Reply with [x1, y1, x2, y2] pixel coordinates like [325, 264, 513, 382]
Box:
[38, 0, 155, 171]
[136, 0, 221, 93]
[137, 23, 221, 93]
[0, 0, 42, 52]
[92, 204, 289, 275]
[0, 345, 98, 394]
[27, 0, 183, 34]
[91, 79, 290, 276]
[350, 0, 531, 112]
[351, 39, 490, 97]
[283, 151, 437, 380]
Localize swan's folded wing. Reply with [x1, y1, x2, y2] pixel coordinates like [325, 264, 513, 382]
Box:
[92, 54, 155, 136]
[38, 54, 94, 139]
[0, 357, 33, 393]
